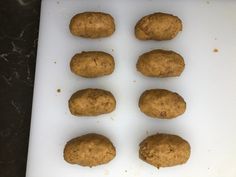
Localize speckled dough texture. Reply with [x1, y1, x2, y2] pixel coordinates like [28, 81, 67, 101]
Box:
[139, 89, 186, 119]
[64, 133, 116, 167]
[70, 51, 115, 78]
[137, 49, 185, 77]
[69, 88, 116, 116]
[135, 12, 182, 40]
[69, 12, 115, 38]
[139, 133, 191, 168]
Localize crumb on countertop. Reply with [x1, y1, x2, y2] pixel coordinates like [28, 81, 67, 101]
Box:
[213, 48, 219, 53]
[54, 61, 56, 64]
[206, 1, 210, 4]
[57, 89, 61, 93]
[125, 170, 127, 172]
[133, 80, 136, 83]
[111, 49, 114, 52]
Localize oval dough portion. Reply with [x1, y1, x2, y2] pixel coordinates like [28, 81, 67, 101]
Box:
[69, 88, 116, 116]
[70, 51, 115, 78]
[64, 133, 116, 167]
[139, 133, 191, 168]
[135, 12, 182, 40]
[139, 89, 186, 119]
[137, 49, 185, 77]
[69, 12, 115, 38]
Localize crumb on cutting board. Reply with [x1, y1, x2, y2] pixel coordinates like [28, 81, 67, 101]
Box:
[213, 48, 219, 53]
[133, 80, 136, 83]
[54, 61, 56, 64]
[57, 89, 61, 93]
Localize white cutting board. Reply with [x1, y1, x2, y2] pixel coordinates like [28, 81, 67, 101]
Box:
[26, 0, 236, 177]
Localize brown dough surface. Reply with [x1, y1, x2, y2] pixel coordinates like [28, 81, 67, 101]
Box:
[69, 12, 115, 38]
[139, 133, 191, 168]
[139, 89, 186, 119]
[69, 88, 116, 116]
[135, 12, 182, 40]
[64, 133, 116, 167]
[137, 49, 185, 77]
[70, 51, 115, 78]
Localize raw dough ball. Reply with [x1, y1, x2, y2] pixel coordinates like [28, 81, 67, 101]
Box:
[139, 133, 191, 168]
[69, 88, 116, 116]
[64, 133, 116, 167]
[70, 51, 115, 78]
[137, 49, 185, 77]
[135, 12, 182, 40]
[69, 12, 115, 38]
[139, 89, 186, 119]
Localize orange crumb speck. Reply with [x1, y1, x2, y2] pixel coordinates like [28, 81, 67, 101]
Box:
[213, 48, 219, 53]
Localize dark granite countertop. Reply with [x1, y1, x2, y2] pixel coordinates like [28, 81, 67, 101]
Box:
[0, 0, 41, 177]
